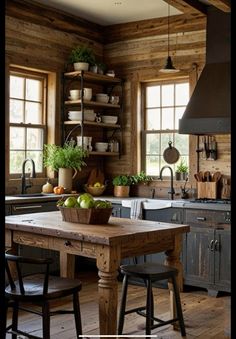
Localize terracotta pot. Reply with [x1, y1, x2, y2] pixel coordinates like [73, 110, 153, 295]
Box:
[114, 186, 130, 197]
[58, 168, 77, 193]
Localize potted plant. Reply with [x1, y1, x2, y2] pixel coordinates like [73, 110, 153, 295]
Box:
[68, 45, 96, 71]
[43, 140, 89, 193]
[130, 171, 153, 185]
[175, 159, 188, 181]
[112, 175, 132, 197]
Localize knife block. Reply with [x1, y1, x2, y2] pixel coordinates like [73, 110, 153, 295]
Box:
[197, 182, 217, 199]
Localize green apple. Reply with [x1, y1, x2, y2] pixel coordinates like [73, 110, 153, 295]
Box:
[80, 198, 95, 209]
[105, 200, 112, 208]
[64, 196, 77, 208]
[77, 193, 93, 205]
[94, 200, 111, 209]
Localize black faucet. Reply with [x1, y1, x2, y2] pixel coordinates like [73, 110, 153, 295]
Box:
[159, 165, 175, 200]
[21, 158, 36, 194]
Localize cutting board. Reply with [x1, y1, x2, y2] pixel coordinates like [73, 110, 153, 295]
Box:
[87, 168, 105, 186]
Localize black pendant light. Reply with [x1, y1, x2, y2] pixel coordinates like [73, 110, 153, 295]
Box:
[159, 4, 179, 73]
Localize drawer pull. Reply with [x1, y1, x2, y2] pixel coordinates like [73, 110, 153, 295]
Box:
[196, 217, 206, 221]
[64, 240, 72, 247]
[13, 205, 43, 211]
[214, 240, 220, 251]
[209, 239, 214, 251]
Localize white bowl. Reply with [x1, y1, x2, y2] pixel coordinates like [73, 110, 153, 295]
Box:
[95, 142, 108, 152]
[68, 111, 95, 121]
[101, 116, 118, 124]
[96, 94, 109, 104]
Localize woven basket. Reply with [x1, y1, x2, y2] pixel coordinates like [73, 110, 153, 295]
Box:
[58, 206, 112, 224]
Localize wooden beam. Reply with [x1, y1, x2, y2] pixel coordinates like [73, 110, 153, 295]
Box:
[205, 0, 231, 12]
[164, 0, 207, 15]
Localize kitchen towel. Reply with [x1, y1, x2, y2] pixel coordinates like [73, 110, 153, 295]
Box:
[130, 199, 145, 220]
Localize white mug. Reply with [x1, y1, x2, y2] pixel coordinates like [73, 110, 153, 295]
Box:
[81, 88, 92, 101]
[69, 89, 80, 100]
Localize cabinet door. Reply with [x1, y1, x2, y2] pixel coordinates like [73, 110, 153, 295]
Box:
[144, 208, 183, 265]
[184, 227, 214, 288]
[112, 204, 122, 217]
[214, 228, 231, 292]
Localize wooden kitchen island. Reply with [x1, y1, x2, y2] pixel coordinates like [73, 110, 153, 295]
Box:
[5, 211, 189, 335]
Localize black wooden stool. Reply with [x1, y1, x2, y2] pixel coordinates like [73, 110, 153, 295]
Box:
[118, 262, 186, 336]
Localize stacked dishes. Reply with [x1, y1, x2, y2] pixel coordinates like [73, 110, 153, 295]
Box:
[95, 142, 108, 152]
[101, 116, 118, 124]
[68, 110, 95, 121]
[96, 93, 109, 103]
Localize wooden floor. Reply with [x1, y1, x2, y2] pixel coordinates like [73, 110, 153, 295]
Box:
[6, 269, 231, 339]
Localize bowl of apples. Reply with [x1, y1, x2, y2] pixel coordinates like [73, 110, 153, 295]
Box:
[57, 193, 112, 224]
[84, 182, 106, 196]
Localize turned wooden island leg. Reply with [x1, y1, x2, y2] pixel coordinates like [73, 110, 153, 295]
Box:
[96, 244, 120, 335]
[165, 233, 184, 329]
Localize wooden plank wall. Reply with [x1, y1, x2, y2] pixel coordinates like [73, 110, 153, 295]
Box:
[5, 0, 231, 196]
[103, 16, 231, 194]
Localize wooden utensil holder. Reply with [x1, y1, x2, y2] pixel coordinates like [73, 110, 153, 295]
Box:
[197, 182, 217, 199]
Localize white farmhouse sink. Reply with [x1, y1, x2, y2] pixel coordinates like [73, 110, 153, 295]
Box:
[122, 199, 172, 210]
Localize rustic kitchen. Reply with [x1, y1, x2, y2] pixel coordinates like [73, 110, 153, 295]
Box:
[5, 0, 231, 338]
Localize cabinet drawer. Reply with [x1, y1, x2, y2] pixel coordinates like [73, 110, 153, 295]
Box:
[185, 209, 231, 226]
[11, 201, 58, 214]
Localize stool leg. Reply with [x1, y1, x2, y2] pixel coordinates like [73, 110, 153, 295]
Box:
[42, 301, 50, 339]
[73, 292, 82, 337]
[118, 274, 129, 334]
[146, 279, 152, 335]
[12, 301, 18, 339]
[172, 275, 186, 337]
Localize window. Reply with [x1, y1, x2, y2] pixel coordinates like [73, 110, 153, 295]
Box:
[9, 69, 47, 176]
[141, 80, 189, 177]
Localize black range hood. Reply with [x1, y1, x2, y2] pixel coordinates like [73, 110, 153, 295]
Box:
[179, 6, 231, 135]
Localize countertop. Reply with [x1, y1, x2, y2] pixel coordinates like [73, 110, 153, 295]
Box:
[5, 194, 231, 211]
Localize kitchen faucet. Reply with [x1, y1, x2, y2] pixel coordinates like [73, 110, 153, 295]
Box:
[159, 165, 175, 200]
[21, 158, 36, 194]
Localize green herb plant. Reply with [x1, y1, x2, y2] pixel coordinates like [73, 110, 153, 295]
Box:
[112, 175, 132, 186]
[176, 159, 188, 173]
[43, 141, 89, 172]
[130, 171, 153, 185]
[68, 45, 96, 65]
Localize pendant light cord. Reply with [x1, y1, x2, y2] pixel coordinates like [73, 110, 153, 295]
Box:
[167, 4, 170, 57]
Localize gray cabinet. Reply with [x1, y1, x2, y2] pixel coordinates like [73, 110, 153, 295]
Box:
[144, 208, 183, 264]
[112, 204, 130, 218]
[6, 200, 59, 275]
[183, 208, 231, 295]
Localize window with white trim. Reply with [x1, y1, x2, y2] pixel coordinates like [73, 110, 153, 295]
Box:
[141, 80, 189, 177]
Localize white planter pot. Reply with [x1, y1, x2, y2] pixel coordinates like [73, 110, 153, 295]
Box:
[73, 62, 89, 71]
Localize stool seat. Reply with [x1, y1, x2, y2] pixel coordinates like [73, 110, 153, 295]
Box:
[118, 262, 186, 336]
[120, 262, 178, 280]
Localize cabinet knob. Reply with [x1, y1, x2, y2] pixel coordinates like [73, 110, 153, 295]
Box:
[214, 240, 220, 251]
[209, 239, 214, 251]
